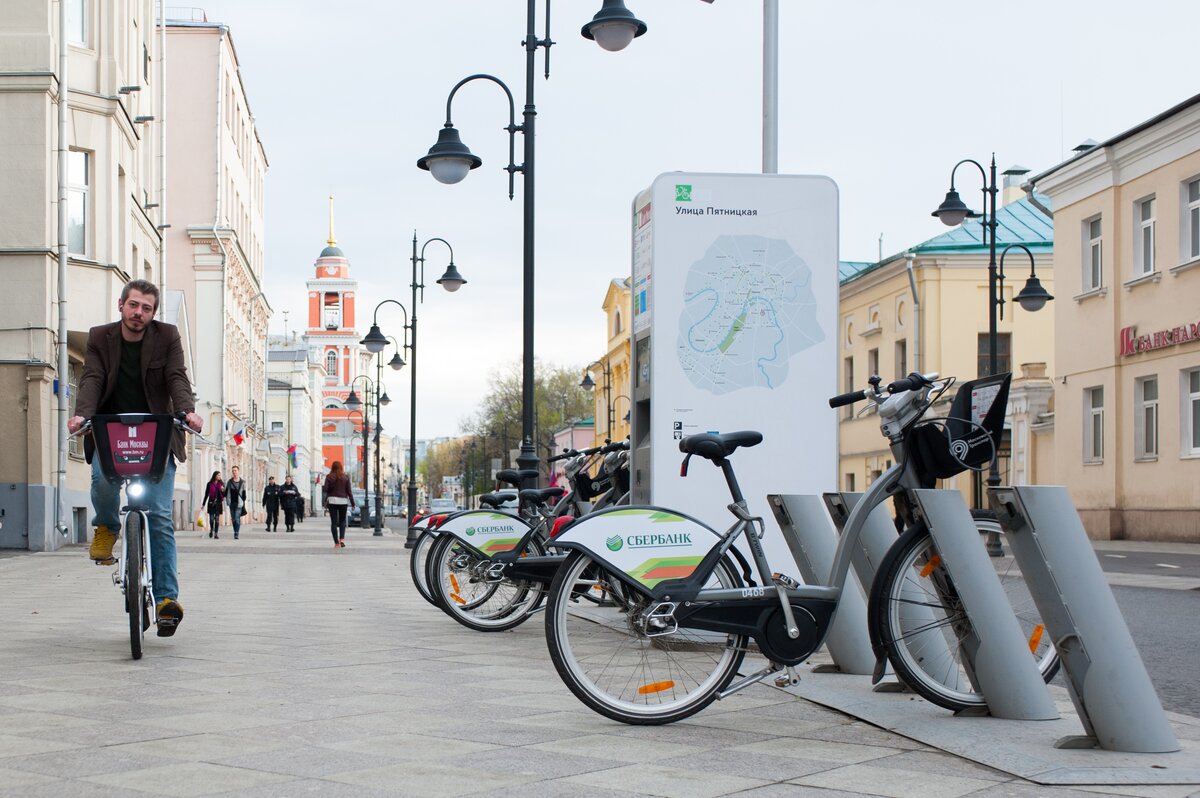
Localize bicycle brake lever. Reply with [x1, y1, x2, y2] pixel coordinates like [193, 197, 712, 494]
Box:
[680, 453, 692, 477]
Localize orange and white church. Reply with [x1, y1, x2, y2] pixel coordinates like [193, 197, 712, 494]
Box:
[301, 224, 373, 478]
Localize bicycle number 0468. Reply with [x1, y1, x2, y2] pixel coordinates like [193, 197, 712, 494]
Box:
[740, 586, 765, 598]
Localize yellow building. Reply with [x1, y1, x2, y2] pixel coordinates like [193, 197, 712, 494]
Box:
[584, 278, 633, 447]
[1026, 95, 1200, 542]
[838, 194, 1055, 504]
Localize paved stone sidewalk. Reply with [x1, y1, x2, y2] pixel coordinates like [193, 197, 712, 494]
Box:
[0, 523, 1195, 797]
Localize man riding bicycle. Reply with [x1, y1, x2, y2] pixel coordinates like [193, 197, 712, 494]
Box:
[68, 279, 203, 637]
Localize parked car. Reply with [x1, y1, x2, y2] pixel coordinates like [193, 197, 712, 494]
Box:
[429, 498, 459, 514]
[349, 489, 381, 526]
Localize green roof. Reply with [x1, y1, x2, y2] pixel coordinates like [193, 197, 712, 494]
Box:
[841, 195, 1053, 286]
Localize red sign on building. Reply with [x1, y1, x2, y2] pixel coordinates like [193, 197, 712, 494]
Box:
[1119, 320, 1200, 356]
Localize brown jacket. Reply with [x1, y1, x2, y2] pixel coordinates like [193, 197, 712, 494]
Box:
[75, 320, 195, 463]
[322, 474, 356, 507]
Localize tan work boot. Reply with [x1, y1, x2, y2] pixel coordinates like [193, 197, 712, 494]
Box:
[89, 524, 118, 565]
[155, 597, 184, 637]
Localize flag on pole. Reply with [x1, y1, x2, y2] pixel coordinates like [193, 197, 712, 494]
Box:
[287, 444, 298, 468]
[232, 426, 245, 446]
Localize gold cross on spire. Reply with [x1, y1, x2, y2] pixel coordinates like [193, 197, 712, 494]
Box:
[327, 194, 336, 246]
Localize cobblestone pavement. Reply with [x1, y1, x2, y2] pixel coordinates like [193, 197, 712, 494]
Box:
[0, 522, 1196, 797]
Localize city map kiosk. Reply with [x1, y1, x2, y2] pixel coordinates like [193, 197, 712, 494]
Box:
[629, 173, 839, 564]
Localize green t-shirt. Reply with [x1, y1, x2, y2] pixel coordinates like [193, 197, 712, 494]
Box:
[100, 338, 150, 414]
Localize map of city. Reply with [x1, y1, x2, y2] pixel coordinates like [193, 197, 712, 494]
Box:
[677, 235, 823, 394]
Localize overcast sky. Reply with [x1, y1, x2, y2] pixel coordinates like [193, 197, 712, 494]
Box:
[188, 1, 1199, 440]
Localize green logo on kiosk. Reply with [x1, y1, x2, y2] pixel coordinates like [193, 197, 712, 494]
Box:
[606, 535, 623, 552]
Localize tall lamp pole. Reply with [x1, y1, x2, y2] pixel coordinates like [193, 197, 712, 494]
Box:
[580, 359, 613, 441]
[343, 374, 377, 529]
[931, 156, 1054, 542]
[361, 299, 409, 535]
[418, 0, 647, 490]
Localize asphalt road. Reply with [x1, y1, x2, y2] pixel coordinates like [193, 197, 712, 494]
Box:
[1111, 583, 1200, 718]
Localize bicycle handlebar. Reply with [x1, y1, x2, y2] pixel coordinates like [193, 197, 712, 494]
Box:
[549, 438, 629, 462]
[828, 372, 941, 409]
[828, 388, 869, 409]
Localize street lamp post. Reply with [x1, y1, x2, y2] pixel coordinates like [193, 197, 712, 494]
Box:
[932, 156, 1054, 545]
[418, 0, 646, 491]
[581, 359, 615, 441]
[361, 299, 410, 536]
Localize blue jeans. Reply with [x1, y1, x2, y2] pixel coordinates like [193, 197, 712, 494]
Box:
[91, 455, 179, 602]
[230, 505, 242, 537]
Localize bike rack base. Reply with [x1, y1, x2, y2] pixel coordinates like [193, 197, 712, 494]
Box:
[989, 485, 1179, 753]
[767, 494, 875, 676]
[911, 489, 1059, 721]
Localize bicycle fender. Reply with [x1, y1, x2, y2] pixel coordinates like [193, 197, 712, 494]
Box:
[552, 506, 723, 591]
[432, 510, 531, 556]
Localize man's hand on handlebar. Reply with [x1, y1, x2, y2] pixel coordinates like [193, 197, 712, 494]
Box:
[68, 415, 86, 434]
[183, 412, 203, 433]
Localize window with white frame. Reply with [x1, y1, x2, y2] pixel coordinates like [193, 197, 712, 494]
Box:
[1084, 386, 1104, 462]
[324, 350, 337, 376]
[1134, 197, 1155, 276]
[1186, 178, 1200, 262]
[66, 0, 87, 46]
[67, 150, 89, 255]
[1083, 216, 1102, 290]
[1135, 376, 1158, 460]
[1185, 368, 1200, 457]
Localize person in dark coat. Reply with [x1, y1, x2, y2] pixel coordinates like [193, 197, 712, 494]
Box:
[279, 475, 301, 532]
[226, 465, 247, 540]
[296, 493, 306, 523]
[322, 461, 357, 547]
[262, 475, 281, 532]
[204, 471, 225, 539]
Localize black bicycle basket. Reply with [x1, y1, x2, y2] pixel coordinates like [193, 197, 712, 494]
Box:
[90, 413, 176, 485]
[908, 373, 1010, 480]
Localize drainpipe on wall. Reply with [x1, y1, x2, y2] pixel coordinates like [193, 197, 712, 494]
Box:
[158, 0, 167, 296]
[212, 28, 229, 480]
[905, 252, 921, 375]
[53, 0, 71, 539]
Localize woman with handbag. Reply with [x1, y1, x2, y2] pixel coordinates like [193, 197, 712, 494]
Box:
[204, 471, 225, 539]
[226, 465, 247, 540]
[322, 461, 356, 549]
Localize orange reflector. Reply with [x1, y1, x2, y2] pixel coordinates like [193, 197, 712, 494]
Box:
[919, 554, 942, 578]
[1028, 623, 1045, 654]
[450, 593, 465, 605]
[449, 574, 461, 593]
[637, 680, 675, 695]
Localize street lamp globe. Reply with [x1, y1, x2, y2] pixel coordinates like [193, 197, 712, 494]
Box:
[380, 391, 391, 406]
[344, 390, 362, 412]
[581, 0, 647, 52]
[1015, 273, 1054, 312]
[360, 324, 389, 354]
[580, 373, 595, 390]
[417, 125, 481, 185]
[388, 352, 405, 370]
[932, 188, 973, 227]
[436, 262, 467, 292]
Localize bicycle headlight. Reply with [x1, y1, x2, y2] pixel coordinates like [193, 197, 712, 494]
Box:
[127, 482, 146, 499]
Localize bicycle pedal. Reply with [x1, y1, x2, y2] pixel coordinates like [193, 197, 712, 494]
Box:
[94, 557, 117, 566]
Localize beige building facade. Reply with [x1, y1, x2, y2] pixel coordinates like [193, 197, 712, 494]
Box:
[165, 14, 270, 525]
[838, 196, 1056, 505]
[1027, 95, 1200, 541]
[0, 0, 172, 549]
[585, 278, 633, 447]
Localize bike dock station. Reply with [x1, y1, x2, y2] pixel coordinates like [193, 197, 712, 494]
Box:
[766, 489, 1199, 787]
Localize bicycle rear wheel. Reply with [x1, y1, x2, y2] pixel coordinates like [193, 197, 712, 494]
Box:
[409, 529, 440, 607]
[426, 534, 546, 632]
[125, 512, 145, 660]
[545, 551, 746, 725]
[871, 523, 1059, 711]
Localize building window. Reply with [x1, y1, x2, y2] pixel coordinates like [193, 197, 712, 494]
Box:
[1084, 216, 1102, 291]
[271, 421, 283, 431]
[867, 347, 879, 379]
[323, 292, 341, 328]
[1185, 369, 1200, 457]
[1135, 376, 1158, 460]
[843, 356, 854, 419]
[67, 150, 89, 255]
[1084, 386, 1104, 463]
[845, 473, 855, 492]
[66, 0, 87, 45]
[68, 361, 83, 457]
[977, 333, 1011, 377]
[613, 310, 622, 336]
[894, 339, 907, 379]
[1186, 178, 1200, 262]
[324, 350, 337, 376]
[1135, 196, 1155, 276]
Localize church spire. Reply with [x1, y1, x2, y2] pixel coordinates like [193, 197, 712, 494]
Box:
[327, 194, 336, 247]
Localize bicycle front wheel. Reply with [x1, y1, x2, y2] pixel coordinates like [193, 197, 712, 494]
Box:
[426, 534, 546, 632]
[125, 512, 145, 660]
[545, 551, 747, 725]
[871, 524, 1059, 711]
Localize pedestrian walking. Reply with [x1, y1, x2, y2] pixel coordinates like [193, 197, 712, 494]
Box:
[322, 461, 356, 548]
[279, 475, 301, 532]
[296, 494, 306, 524]
[262, 475, 281, 532]
[204, 471, 225, 539]
[226, 465, 247, 540]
